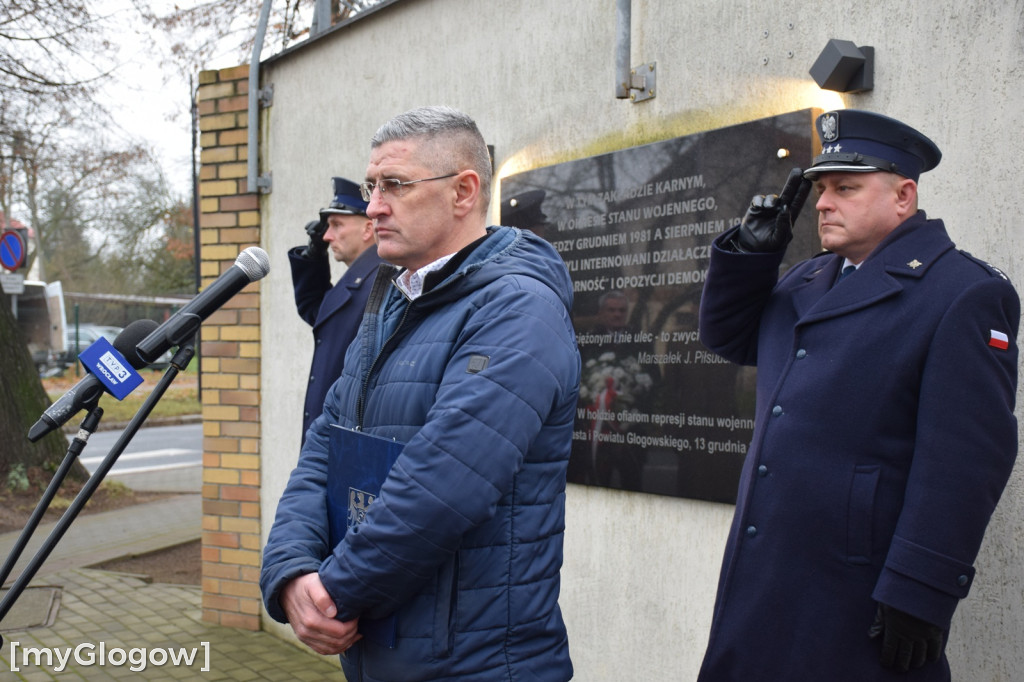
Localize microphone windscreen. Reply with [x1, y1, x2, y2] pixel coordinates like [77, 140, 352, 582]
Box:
[113, 319, 159, 368]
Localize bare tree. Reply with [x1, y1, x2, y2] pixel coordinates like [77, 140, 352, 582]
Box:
[0, 0, 167, 482]
[141, 0, 386, 78]
[77, 170, 191, 298]
[0, 292, 73, 479]
[0, 0, 117, 98]
[114, 194, 196, 295]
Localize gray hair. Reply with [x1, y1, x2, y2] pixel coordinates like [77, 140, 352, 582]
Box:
[371, 105, 492, 207]
[598, 290, 630, 308]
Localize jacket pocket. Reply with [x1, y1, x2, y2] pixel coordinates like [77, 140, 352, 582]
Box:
[432, 554, 459, 658]
[846, 465, 880, 564]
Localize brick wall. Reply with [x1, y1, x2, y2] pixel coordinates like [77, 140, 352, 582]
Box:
[195, 64, 263, 631]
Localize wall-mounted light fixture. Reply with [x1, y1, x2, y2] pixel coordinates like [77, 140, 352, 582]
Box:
[809, 39, 874, 93]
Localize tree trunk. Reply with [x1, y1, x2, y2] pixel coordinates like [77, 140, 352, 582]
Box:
[0, 290, 87, 483]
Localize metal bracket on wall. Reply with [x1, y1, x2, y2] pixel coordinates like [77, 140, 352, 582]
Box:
[258, 85, 274, 108]
[255, 172, 272, 193]
[256, 85, 272, 108]
[626, 62, 656, 103]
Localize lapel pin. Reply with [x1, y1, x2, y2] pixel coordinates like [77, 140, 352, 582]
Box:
[907, 259, 923, 269]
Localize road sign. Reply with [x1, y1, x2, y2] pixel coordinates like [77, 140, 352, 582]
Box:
[0, 271, 25, 294]
[0, 229, 26, 272]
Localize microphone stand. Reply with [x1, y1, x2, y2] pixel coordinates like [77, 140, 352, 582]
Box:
[0, 407, 105, 589]
[0, 340, 196, 638]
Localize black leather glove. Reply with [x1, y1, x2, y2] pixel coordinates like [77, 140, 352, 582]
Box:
[301, 218, 328, 259]
[732, 167, 812, 253]
[869, 603, 945, 672]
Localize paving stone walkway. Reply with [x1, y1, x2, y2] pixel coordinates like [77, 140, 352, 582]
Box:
[0, 497, 343, 680]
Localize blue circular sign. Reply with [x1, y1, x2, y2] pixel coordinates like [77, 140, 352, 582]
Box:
[0, 229, 25, 271]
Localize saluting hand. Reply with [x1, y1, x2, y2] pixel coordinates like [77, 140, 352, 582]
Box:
[302, 219, 329, 259]
[733, 167, 812, 253]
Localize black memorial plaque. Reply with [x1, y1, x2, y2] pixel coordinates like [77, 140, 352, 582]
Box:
[501, 110, 820, 503]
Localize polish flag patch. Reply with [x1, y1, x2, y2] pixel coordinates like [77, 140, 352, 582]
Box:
[988, 330, 1009, 350]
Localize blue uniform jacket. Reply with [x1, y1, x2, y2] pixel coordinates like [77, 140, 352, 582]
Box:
[697, 212, 1019, 681]
[289, 245, 383, 439]
[264, 227, 580, 681]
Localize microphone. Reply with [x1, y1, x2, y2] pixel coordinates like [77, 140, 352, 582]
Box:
[28, 319, 158, 442]
[135, 246, 270, 364]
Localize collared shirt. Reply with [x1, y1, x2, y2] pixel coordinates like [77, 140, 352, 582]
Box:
[395, 254, 456, 300]
[834, 258, 861, 286]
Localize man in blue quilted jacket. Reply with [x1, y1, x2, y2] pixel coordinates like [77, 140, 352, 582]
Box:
[261, 105, 580, 681]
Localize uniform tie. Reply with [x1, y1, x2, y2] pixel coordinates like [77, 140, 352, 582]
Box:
[835, 264, 856, 285]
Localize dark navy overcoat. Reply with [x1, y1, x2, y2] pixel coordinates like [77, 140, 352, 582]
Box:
[289, 244, 383, 439]
[697, 213, 1019, 681]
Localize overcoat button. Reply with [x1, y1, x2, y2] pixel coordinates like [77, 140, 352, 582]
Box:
[758, 465, 768, 477]
[772, 405, 783, 417]
[796, 349, 807, 359]
[957, 575, 969, 586]
[746, 526, 758, 537]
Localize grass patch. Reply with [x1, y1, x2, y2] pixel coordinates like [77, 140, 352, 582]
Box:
[0, 472, 177, 535]
[94, 386, 200, 422]
[45, 366, 200, 424]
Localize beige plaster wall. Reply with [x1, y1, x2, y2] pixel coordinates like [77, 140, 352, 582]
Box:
[256, 2, 1024, 678]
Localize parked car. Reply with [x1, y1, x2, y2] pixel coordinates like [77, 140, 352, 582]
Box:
[62, 324, 117, 368]
[62, 324, 173, 371]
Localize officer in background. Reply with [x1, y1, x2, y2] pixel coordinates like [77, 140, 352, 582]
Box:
[697, 110, 1019, 680]
[289, 176, 383, 441]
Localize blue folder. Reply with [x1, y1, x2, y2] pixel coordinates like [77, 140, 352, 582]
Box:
[328, 425, 404, 648]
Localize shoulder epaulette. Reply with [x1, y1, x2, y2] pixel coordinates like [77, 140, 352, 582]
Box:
[959, 250, 1011, 282]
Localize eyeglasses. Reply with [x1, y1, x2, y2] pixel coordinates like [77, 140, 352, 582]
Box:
[359, 173, 459, 202]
